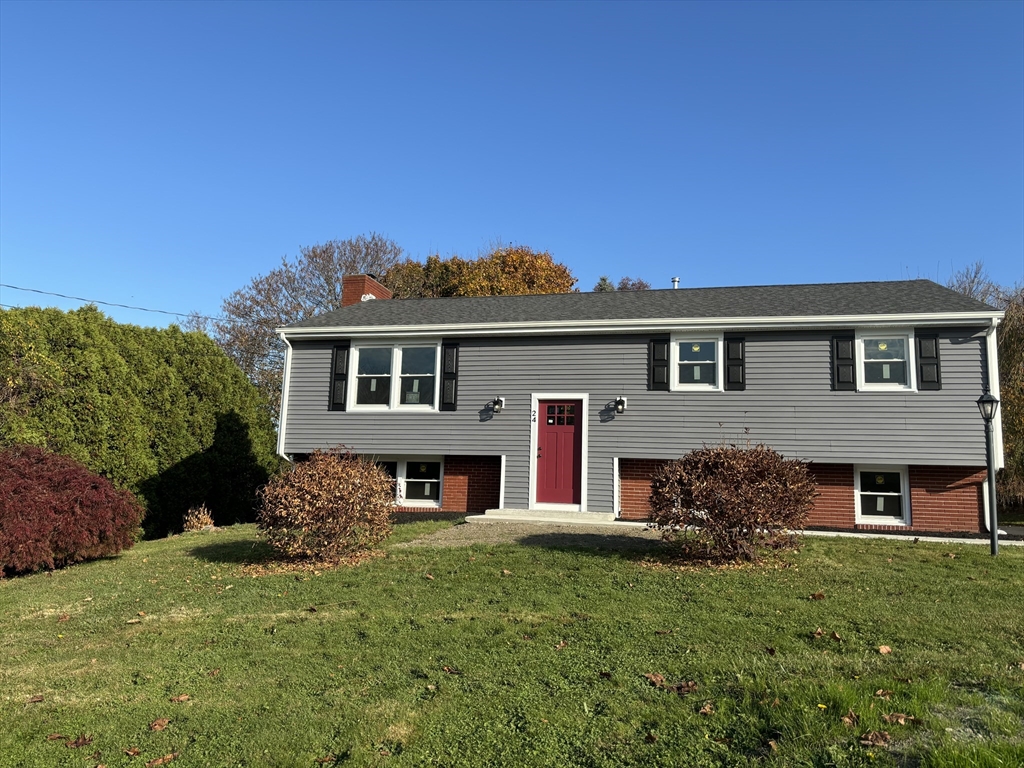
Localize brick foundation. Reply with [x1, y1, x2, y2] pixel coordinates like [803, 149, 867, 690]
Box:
[619, 458, 986, 534]
[395, 455, 501, 514]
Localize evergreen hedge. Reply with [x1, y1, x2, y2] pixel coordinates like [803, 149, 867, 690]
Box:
[0, 306, 281, 537]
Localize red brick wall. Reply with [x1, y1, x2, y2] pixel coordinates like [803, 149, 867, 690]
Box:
[619, 458, 986, 534]
[395, 455, 501, 514]
[619, 458, 669, 521]
[341, 274, 392, 307]
[807, 463, 856, 528]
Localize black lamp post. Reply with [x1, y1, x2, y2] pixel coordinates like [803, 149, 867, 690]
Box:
[976, 392, 1000, 556]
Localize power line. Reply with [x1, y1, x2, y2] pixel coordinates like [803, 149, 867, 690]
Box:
[0, 283, 225, 321]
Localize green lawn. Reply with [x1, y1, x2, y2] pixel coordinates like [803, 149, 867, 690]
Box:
[1, 522, 1022, 768]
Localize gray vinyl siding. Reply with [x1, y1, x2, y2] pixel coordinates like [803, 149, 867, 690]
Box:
[282, 329, 990, 512]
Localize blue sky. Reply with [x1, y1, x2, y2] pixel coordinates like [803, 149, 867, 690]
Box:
[1, 1, 1021, 327]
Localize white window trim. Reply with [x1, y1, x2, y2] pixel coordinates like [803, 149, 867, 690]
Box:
[670, 333, 724, 392]
[854, 465, 911, 526]
[373, 455, 444, 508]
[855, 328, 916, 392]
[348, 340, 442, 411]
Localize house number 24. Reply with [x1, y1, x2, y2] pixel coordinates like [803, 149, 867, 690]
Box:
[531, 409, 537, 423]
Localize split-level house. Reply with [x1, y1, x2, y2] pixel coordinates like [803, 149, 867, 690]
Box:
[276, 274, 1005, 534]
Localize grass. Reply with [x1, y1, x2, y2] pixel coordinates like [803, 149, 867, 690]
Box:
[1, 521, 1023, 767]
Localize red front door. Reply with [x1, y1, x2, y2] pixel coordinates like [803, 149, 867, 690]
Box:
[536, 400, 583, 505]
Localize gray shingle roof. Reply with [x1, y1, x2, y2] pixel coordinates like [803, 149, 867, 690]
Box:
[283, 279, 997, 331]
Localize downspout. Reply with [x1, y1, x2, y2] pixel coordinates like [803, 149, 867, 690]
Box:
[276, 332, 294, 461]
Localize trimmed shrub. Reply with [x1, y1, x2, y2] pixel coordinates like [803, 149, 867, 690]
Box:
[183, 504, 215, 532]
[0, 445, 142, 575]
[649, 444, 817, 562]
[258, 451, 394, 560]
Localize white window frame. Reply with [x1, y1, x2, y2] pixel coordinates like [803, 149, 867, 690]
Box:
[670, 333, 724, 392]
[855, 329, 916, 392]
[374, 456, 444, 508]
[348, 341, 442, 411]
[854, 465, 911, 526]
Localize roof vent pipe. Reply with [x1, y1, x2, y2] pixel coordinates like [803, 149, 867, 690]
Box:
[671, 277, 679, 289]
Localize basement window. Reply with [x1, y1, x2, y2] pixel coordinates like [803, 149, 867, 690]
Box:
[375, 457, 443, 508]
[854, 466, 910, 525]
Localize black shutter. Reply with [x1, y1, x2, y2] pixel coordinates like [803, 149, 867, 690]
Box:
[916, 333, 941, 390]
[329, 343, 350, 411]
[724, 336, 745, 391]
[649, 338, 670, 391]
[832, 334, 855, 391]
[440, 340, 459, 411]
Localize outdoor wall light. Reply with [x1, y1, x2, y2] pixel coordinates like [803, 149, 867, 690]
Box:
[614, 397, 627, 414]
[492, 397, 505, 414]
[977, 391, 1000, 556]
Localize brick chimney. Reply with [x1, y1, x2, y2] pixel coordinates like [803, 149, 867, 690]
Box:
[341, 274, 392, 307]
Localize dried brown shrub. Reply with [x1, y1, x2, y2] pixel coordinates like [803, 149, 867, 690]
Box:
[649, 444, 817, 562]
[257, 451, 394, 560]
[182, 504, 214, 532]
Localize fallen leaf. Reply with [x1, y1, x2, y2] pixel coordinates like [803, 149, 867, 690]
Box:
[145, 753, 179, 767]
[654, 629, 672, 635]
[599, 671, 612, 679]
[426, 684, 436, 692]
[58, 614, 70, 622]
[817, 704, 827, 710]
[308, 606, 317, 613]
[522, 634, 532, 641]
[149, 718, 170, 731]
[842, 708, 859, 727]
[27, 694, 44, 704]
[812, 627, 825, 639]
[810, 592, 826, 600]
[895, 676, 912, 683]
[424, 574, 434, 581]
[859, 730, 891, 747]
[768, 739, 778, 751]
[874, 689, 893, 701]
[126, 619, 142, 624]
[125, 747, 142, 756]
[946, 553, 956, 559]
[554, 640, 568, 651]
[830, 631, 842, 642]
[138, 611, 146, 617]
[169, 694, 190, 703]
[771, 697, 780, 708]
[765, 646, 776, 656]
[644, 731, 657, 743]
[879, 645, 892, 655]
[713, 737, 732, 745]
[667, 680, 698, 696]
[47, 734, 66, 741]
[699, 700, 715, 715]
[501, 569, 512, 576]
[66, 734, 93, 748]
[441, 666, 462, 675]
[643, 673, 665, 687]
[882, 712, 918, 726]
[315, 757, 336, 765]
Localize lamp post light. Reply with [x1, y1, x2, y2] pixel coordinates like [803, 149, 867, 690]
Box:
[976, 392, 1000, 556]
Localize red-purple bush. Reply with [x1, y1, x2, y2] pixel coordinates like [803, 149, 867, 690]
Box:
[0, 445, 142, 575]
[649, 444, 817, 562]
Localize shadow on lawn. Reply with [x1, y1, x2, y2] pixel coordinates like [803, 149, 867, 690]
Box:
[514, 532, 669, 557]
[189, 538, 278, 565]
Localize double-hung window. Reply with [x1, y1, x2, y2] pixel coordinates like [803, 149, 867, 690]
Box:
[351, 343, 440, 409]
[671, 335, 723, 391]
[376, 458, 443, 507]
[855, 466, 910, 525]
[855, 331, 915, 391]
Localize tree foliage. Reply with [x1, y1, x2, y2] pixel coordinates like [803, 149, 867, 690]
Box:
[946, 262, 1024, 511]
[649, 445, 817, 562]
[0, 306, 280, 536]
[591, 275, 652, 292]
[258, 451, 394, 560]
[0, 444, 142, 575]
[214, 234, 405, 411]
[384, 245, 577, 299]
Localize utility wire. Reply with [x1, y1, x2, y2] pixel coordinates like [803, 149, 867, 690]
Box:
[0, 283, 225, 321]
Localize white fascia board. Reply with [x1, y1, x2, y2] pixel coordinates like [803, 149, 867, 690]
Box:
[277, 311, 1003, 340]
[276, 332, 294, 460]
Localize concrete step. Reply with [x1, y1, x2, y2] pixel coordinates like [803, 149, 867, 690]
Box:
[467, 508, 618, 525]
